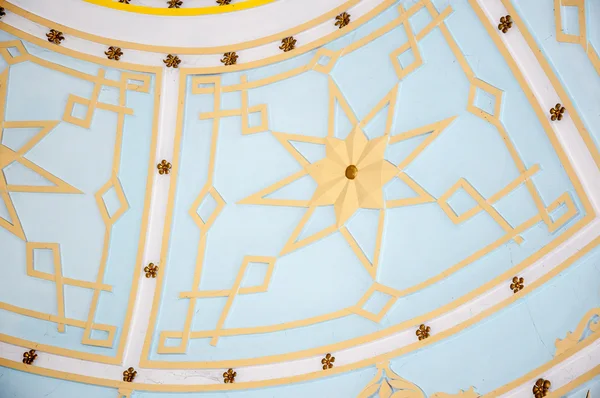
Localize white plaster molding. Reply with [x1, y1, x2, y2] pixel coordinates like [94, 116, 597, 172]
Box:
[121, 67, 180, 370]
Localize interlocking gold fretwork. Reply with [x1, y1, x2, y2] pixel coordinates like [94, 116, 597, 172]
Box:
[0, 40, 155, 353]
[145, 0, 585, 363]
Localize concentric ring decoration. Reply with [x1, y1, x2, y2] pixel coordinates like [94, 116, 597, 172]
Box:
[83, 0, 276, 16]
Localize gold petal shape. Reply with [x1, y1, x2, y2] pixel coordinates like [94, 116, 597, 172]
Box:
[306, 157, 345, 186]
[325, 136, 350, 167]
[309, 176, 347, 207]
[334, 181, 359, 226]
[346, 126, 369, 164]
[356, 134, 390, 169]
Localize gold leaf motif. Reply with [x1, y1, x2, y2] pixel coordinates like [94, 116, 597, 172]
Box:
[358, 369, 384, 398]
[555, 308, 600, 356]
[389, 379, 421, 391]
[379, 381, 393, 398]
[430, 387, 480, 398]
[358, 363, 425, 398]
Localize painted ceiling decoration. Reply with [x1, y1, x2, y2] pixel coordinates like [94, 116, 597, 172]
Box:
[0, 0, 599, 397]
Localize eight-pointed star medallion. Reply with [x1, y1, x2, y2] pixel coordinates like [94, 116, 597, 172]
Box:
[240, 79, 455, 279]
[307, 126, 399, 227]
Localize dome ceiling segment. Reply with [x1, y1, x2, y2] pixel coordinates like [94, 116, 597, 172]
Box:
[0, 0, 599, 396]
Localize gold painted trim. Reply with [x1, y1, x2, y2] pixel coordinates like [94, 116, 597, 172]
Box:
[2, 0, 361, 55]
[84, 0, 275, 16]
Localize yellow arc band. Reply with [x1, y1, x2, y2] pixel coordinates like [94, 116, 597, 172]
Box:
[84, 0, 276, 16]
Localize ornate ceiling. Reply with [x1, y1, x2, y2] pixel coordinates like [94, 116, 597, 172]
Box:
[0, 0, 599, 397]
